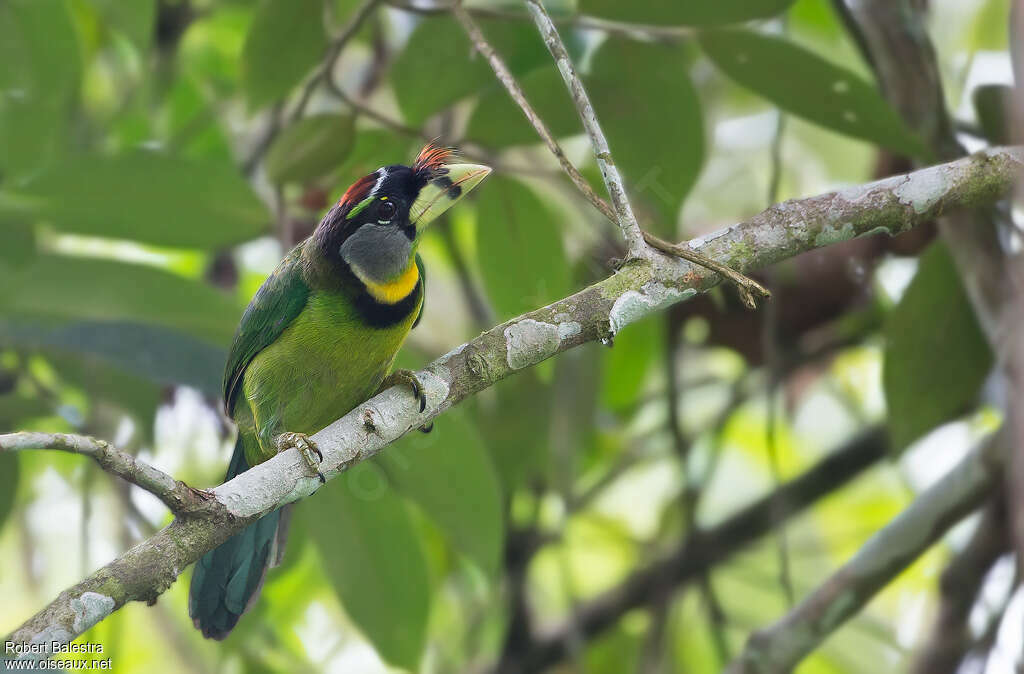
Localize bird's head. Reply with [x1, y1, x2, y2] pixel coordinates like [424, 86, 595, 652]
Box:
[312, 143, 490, 289]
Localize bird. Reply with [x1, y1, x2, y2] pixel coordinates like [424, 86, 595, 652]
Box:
[188, 144, 491, 639]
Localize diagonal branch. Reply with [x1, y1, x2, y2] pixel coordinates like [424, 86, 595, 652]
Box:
[725, 434, 1005, 674]
[4, 148, 1021, 662]
[523, 0, 646, 257]
[0, 432, 210, 516]
[451, 0, 616, 224]
[496, 428, 890, 673]
[457, 0, 768, 305]
[291, 0, 382, 121]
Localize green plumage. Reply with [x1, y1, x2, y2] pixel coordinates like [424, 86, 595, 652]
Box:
[189, 244, 424, 639]
[187, 148, 488, 640]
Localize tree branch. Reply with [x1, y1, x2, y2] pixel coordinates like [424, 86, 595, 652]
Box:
[726, 434, 1004, 674]
[910, 497, 1009, 674]
[0, 432, 209, 516]
[291, 0, 382, 121]
[523, 0, 646, 258]
[5, 148, 1021, 661]
[838, 0, 1024, 607]
[460, 0, 768, 304]
[451, 0, 617, 225]
[495, 428, 890, 673]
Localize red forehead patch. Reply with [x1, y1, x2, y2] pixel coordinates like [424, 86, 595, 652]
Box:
[412, 143, 452, 177]
[337, 172, 377, 212]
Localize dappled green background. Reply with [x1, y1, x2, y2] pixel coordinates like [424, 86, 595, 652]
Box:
[0, 0, 1016, 672]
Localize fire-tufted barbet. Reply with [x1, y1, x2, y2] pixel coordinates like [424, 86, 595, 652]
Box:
[189, 144, 490, 639]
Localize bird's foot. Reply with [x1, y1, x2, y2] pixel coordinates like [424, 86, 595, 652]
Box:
[377, 369, 427, 413]
[276, 432, 325, 484]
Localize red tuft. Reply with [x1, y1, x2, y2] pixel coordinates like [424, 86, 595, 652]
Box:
[411, 142, 452, 179]
[337, 173, 378, 212]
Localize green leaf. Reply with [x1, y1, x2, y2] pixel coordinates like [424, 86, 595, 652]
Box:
[466, 66, 580, 148]
[700, 29, 929, 159]
[377, 412, 504, 575]
[5, 152, 269, 248]
[0, 220, 36, 266]
[49, 352, 162, 433]
[973, 84, 1012, 146]
[0, 0, 81, 178]
[0, 255, 240, 345]
[305, 472, 431, 670]
[242, 0, 326, 109]
[0, 452, 20, 535]
[476, 175, 569, 317]
[581, 0, 795, 25]
[884, 243, 993, 450]
[479, 371, 552, 489]
[587, 39, 704, 231]
[336, 131, 417, 192]
[265, 114, 356, 184]
[0, 318, 225, 397]
[390, 17, 549, 125]
[602, 313, 660, 411]
[0, 393, 52, 428]
[85, 0, 157, 51]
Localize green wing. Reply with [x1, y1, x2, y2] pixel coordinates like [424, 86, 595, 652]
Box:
[222, 245, 311, 413]
[413, 253, 426, 329]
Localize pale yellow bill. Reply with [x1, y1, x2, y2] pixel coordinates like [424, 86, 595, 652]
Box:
[410, 163, 492, 230]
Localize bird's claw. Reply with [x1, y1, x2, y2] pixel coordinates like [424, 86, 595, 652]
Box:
[378, 369, 427, 413]
[276, 432, 326, 484]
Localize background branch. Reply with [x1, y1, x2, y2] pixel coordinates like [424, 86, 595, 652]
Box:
[0, 432, 208, 516]
[495, 428, 889, 673]
[726, 435, 1004, 674]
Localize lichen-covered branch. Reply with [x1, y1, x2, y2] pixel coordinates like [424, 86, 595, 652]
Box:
[725, 436, 1004, 674]
[5, 148, 1021, 661]
[0, 432, 209, 515]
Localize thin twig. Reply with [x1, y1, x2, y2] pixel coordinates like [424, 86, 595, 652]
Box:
[665, 319, 733, 663]
[523, 0, 646, 257]
[763, 107, 793, 606]
[461, 0, 769, 306]
[451, 1, 616, 224]
[291, 0, 383, 122]
[0, 432, 210, 516]
[643, 231, 770, 309]
[438, 217, 494, 326]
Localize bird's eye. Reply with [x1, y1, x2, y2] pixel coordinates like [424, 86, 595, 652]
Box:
[378, 200, 397, 222]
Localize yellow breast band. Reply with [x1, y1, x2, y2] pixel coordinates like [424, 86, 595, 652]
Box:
[352, 261, 420, 304]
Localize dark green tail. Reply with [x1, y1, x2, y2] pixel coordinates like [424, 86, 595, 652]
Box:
[189, 437, 288, 639]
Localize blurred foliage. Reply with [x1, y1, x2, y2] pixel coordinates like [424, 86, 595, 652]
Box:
[0, 0, 1014, 672]
[883, 243, 993, 451]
